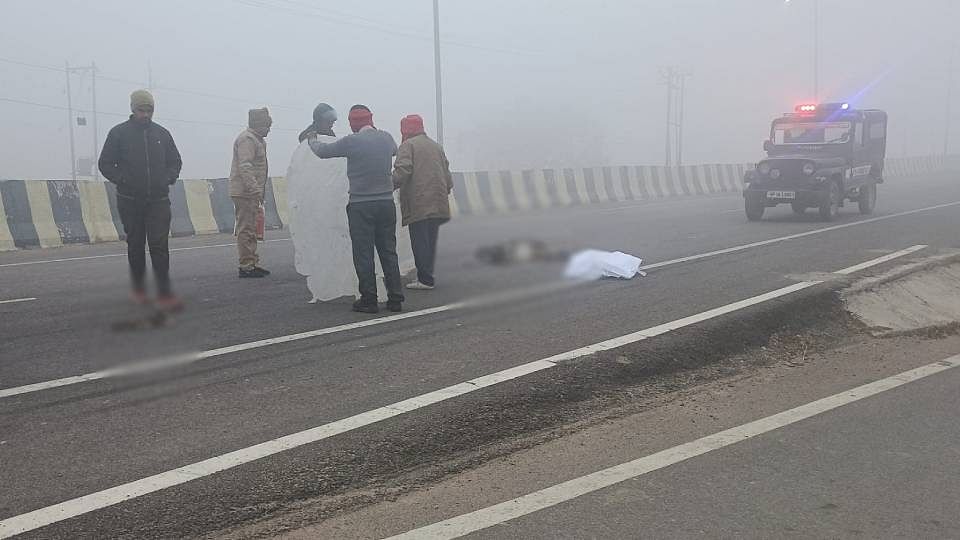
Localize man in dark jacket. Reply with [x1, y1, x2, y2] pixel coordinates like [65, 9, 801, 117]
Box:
[308, 104, 403, 314]
[99, 89, 183, 310]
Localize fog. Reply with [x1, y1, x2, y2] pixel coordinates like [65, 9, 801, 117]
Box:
[0, 0, 955, 180]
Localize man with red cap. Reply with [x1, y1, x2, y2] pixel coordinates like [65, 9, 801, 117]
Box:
[308, 105, 404, 313]
[392, 114, 453, 290]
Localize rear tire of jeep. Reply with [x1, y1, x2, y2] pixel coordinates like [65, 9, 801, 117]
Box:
[745, 199, 765, 221]
[858, 183, 877, 215]
[819, 181, 841, 222]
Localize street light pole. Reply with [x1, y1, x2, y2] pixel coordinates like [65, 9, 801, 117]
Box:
[813, 0, 820, 101]
[433, 0, 445, 146]
[946, 35, 955, 157]
[786, 0, 819, 101]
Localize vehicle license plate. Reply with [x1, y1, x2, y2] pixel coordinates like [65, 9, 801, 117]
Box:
[766, 190, 796, 199]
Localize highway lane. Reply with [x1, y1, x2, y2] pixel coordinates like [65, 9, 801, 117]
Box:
[1, 172, 959, 537]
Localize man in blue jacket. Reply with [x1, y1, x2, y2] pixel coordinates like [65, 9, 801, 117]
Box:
[308, 105, 403, 314]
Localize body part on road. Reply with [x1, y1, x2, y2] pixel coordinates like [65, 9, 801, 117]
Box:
[308, 105, 405, 311]
[743, 103, 887, 222]
[393, 114, 453, 289]
[98, 89, 183, 309]
[230, 108, 272, 277]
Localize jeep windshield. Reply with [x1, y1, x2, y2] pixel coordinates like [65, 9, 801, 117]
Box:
[772, 121, 852, 145]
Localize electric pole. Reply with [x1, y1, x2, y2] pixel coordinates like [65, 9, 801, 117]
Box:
[677, 72, 690, 167]
[64, 62, 100, 181]
[65, 61, 77, 182]
[660, 67, 677, 168]
[660, 67, 690, 167]
[433, 0, 445, 146]
[91, 61, 100, 180]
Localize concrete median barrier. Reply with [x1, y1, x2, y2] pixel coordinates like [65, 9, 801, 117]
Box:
[0, 155, 955, 251]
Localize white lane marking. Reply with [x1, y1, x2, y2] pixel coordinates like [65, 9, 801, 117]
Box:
[0, 239, 291, 268]
[0, 249, 922, 538]
[2, 198, 957, 269]
[639, 201, 959, 270]
[388, 354, 960, 540]
[0, 303, 459, 399]
[0, 298, 36, 305]
[721, 209, 742, 214]
[835, 244, 928, 275]
[0, 244, 927, 400]
[0, 281, 580, 399]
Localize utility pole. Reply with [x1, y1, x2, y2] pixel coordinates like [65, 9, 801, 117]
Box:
[432, 0, 445, 146]
[660, 67, 690, 167]
[91, 61, 100, 180]
[147, 61, 154, 91]
[65, 62, 99, 181]
[677, 72, 690, 167]
[65, 61, 77, 182]
[660, 66, 676, 168]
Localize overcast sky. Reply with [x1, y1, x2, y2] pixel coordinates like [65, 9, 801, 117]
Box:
[0, 0, 955, 179]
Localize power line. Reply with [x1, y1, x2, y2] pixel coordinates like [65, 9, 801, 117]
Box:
[0, 96, 300, 132]
[232, 0, 539, 56]
[0, 56, 309, 112]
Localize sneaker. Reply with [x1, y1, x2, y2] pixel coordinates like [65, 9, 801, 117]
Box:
[156, 294, 185, 313]
[239, 267, 269, 278]
[405, 281, 435, 290]
[253, 266, 271, 276]
[352, 300, 379, 314]
[386, 301, 403, 313]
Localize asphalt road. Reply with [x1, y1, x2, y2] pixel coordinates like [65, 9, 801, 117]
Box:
[461, 364, 960, 540]
[1, 172, 960, 538]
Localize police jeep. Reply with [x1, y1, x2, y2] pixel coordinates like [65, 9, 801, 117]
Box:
[743, 103, 887, 221]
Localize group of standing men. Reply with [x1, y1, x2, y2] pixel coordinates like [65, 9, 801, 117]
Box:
[98, 90, 453, 314]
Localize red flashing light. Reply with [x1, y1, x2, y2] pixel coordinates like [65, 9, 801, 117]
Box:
[796, 104, 818, 113]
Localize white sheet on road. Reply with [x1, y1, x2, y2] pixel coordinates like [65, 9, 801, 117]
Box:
[564, 250, 646, 280]
[286, 137, 414, 302]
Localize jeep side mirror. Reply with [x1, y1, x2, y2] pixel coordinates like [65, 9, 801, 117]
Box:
[763, 140, 774, 153]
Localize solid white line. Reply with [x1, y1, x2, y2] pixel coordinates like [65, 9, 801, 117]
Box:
[0, 245, 926, 400]
[639, 201, 959, 270]
[0, 297, 36, 305]
[0, 303, 461, 399]
[387, 354, 960, 540]
[0, 239, 290, 268]
[2, 199, 958, 270]
[835, 244, 927, 275]
[0, 249, 922, 538]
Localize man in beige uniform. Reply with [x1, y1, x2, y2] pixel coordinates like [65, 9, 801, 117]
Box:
[230, 108, 272, 278]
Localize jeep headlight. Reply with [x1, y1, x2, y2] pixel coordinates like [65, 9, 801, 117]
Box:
[770, 168, 781, 179]
[802, 163, 816, 176]
[758, 163, 771, 175]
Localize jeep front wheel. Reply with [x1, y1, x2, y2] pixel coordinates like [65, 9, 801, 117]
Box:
[858, 183, 877, 215]
[818, 181, 841, 221]
[746, 199, 765, 221]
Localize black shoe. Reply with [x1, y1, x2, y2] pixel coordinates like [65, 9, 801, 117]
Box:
[352, 300, 379, 314]
[386, 301, 403, 313]
[253, 266, 271, 276]
[239, 267, 269, 278]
